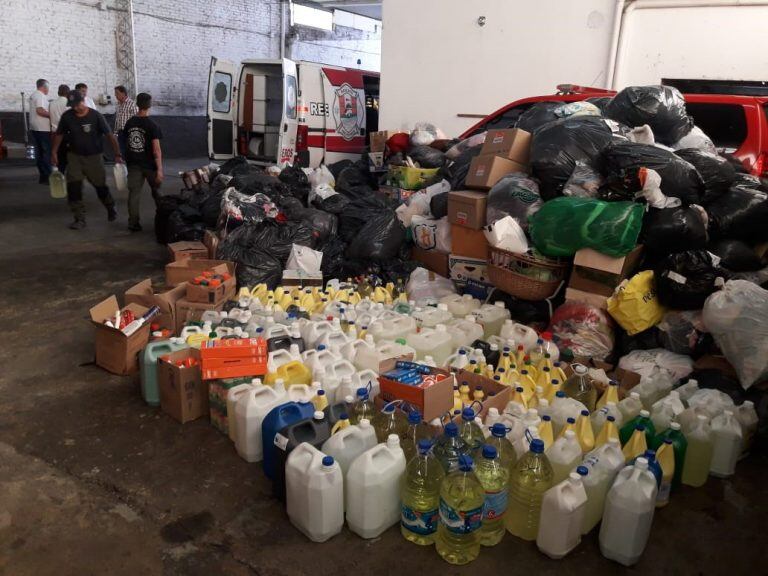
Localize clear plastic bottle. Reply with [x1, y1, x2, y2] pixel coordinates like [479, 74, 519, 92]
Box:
[373, 402, 408, 443]
[401, 439, 446, 545]
[351, 387, 375, 425]
[487, 423, 517, 474]
[402, 410, 431, 462]
[506, 438, 553, 541]
[49, 166, 68, 199]
[436, 455, 485, 565]
[562, 364, 597, 412]
[475, 445, 509, 547]
[434, 422, 469, 474]
[460, 407, 485, 455]
[682, 414, 713, 487]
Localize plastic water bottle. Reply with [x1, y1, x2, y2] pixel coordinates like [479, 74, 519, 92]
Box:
[474, 445, 509, 547]
[400, 439, 446, 546]
[537, 467, 588, 559]
[434, 422, 468, 474]
[436, 455, 485, 565]
[49, 167, 67, 198]
[506, 438, 554, 541]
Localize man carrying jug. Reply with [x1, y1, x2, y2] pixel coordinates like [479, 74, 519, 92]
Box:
[52, 90, 123, 230]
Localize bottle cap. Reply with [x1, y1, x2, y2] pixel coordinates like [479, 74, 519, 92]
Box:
[386, 434, 400, 448]
[573, 363, 588, 375]
[458, 454, 474, 471]
[490, 423, 507, 438]
[663, 438, 673, 445]
[322, 456, 334, 467]
[317, 389, 325, 396]
[643, 449, 656, 459]
[317, 344, 326, 351]
[670, 421, 681, 430]
[536, 338, 543, 345]
[576, 465, 589, 476]
[580, 409, 589, 416]
[635, 457, 649, 470]
[555, 391, 566, 398]
[359, 418, 370, 427]
[459, 349, 466, 355]
[566, 417, 576, 424]
[313, 411, 324, 420]
[607, 415, 616, 422]
[444, 422, 458, 437]
[383, 403, 395, 413]
[482, 445, 497, 459]
[635, 424, 646, 432]
[356, 387, 368, 399]
[640, 409, 650, 418]
[408, 411, 422, 424]
[565, 430, 576, 439]
[542, 366, 550, 373]
[542, 414, 552, 422]
[493, 375, 501, 382]
[417, 439, 432, 453]
[461, 407, 475, 421]
[529, 438, 545, 454]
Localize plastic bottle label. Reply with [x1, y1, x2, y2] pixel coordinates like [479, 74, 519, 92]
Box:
[482, 488, 508, 520]
[439, 498, 483, 534]
[273, 433, 289, 451]
[401, 504, 438, 536]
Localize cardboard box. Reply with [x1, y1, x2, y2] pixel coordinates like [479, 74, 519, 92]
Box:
[282, 270, 324, 287]
[388, 165, 440, 191]
[378, 360, 455, 422]
[199, 338, 268, 380]
[449, 254, 490, 286]
[368, 151, 385, 171]
[569, 246, 643, 297]
[480, 128, 531, 164]
[450, 370, 512, 422]
[158, 348, 209, 423]
[448, 190, 487, 229]
[165, 259, 235, 287]
[369, 130, 390, 153]
[565, 287, 609, 310]
[125, 279, 186, 333]
[89, 296, 151, 375]
[203, 230, 220, 260]
[450, 225, 489, 260]
[185, 274, 236, 305]
[411, 247, 450, 277]
[465, 155, 528, 190]
[168, 241, 209, 262]
[175, 298, 226, 333]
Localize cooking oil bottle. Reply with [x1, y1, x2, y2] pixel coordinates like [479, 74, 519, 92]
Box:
[506, 438, 554, 541]
[401, 439, 446, 545]
[436, 455, 485, 565]
[475, 445, 509, 547]
[563, 364, 597, 412]
[373, 401, 408, 443]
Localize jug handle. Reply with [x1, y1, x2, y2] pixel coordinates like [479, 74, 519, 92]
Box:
[467, 399, 483, 415]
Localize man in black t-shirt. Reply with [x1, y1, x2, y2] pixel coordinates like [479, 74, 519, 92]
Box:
[52, 90, 123, 229]
[124, 92, 164, 232]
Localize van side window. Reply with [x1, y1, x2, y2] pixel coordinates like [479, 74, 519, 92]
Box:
[212, 72, 232, 113]
[686, 103, 747, 152]
[285, 75, 298, 120]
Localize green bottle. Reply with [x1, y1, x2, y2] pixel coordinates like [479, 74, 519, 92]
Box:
[436, 455, 485, 565]
[459, 407, 485, 455]
[475, 445, 509, 547]
[506, 438, 553, 541]
[619, 409, 656, 446]
[401, 439, 446, 545]
[650, 421, 688, 490]
[488, 423, 518, 475]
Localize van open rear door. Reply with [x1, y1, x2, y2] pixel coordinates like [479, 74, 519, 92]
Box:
[277, 59, 299, 165]
[207, 57, 236, 160]
[321, 67, 367, 165]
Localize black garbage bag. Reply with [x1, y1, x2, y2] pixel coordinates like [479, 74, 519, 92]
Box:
[166, 205, 206, 242]
[516, 102, 562, 132]
[346, 210, 406, 261]
[655, 249, 728, 309]
[486, 173, 542, 229]
[338, 193, 393, 242]
[279, 165, 311, 204]
[708, 239, 763, 272]
[605, 85, 694, 145]
[320, 236, 349, 280]
[641, 205, 708, 255]
[336, 165, 375, 198]
[235, 173, 287, 200]
[199, 190, 223, 228]
[587, 96, 613, 112]
[219, 220, 314, 269]
[217, 156, 250, 176]
[674, 149, 735, 204]
[430, 192, 449, 219]
[211, 173, 234, 193]
[706, 185, 768, 242]
[315, 193, 350, 215]
[233, 252, 283, 289]
[218, 189, 279, 232]
[448, 146, 483, 190]
[327, 159, 355, 181]
[615, 326, 664, 358]
[732, 172, 767, 190]
[530, 116, 615, 199]
[601, 142, 704, 205]
[407, 145, 445, 169]
[154, 194, 187, 244]
[291, 207, 337, 248]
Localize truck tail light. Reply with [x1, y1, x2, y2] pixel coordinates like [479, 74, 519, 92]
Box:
[755, 152, 768, 177]
[296, 124, 309, 152]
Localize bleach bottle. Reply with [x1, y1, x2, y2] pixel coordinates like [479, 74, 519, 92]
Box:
[537, 467, 588, 559]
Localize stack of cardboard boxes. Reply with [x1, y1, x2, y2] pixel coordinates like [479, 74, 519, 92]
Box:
[566, 246, 644, 309]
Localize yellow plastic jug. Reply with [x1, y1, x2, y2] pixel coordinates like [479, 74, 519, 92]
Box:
[265, 360, 312, 386]
[575, 411, 595, 453]
[186, 333, 210, 348]
[551, 362, 568, 385]
[538, 416, 554, 450]
[536, 367, 552, 396]
[622, 426, 648, 463]
[594, 416, 619, 448]
[596, 381, 620, 409]
[545, 379, 562, 403]
[655, 440, 675, 508]
[519, 370, 536, 399]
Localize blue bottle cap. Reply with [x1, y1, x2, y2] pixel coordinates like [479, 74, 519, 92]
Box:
[482, 445, 497, 459]
[555, 391, 566, 398]
[461, 407, 475, 421]
[458, 454, 474, 471]
[408, 411, 422, 424]
[469, 359, 477, 365]
[490, 423, 507, 437]
[515, 386, 525, 393]
[322, 456, 334, 467]
[536, 338, 544, 344]
[529, 438, 545, 454]
[580, 409, 589, 416]
[566, 417, 576, 424]
[635, 424, 646, 432]
[444, 422, 459, 437]
[576, 465, 589, 476]
[317, 344, 326, 351]
[317, 389, 325, 396]
[607, 415, 616, 422]
[493, 375, 501, 381]
[644, 449, 656, 459]
[417, 438, 432, 453]
[542, 414, 552, 422]
[339, 412, 349, 420]
[498, 367, 506, 373]
[356, 387, 368, 398]
[459, 349, 467, 355]
[383, 403, 395, 413]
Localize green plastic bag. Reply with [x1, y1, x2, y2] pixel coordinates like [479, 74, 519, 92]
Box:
[529, 197, 644, 257]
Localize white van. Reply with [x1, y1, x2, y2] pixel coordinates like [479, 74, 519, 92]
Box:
[207, 56, 380, 168]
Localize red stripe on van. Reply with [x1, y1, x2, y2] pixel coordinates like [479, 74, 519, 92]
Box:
[322, 68, 364, 89]
[307, 134, 325, 148]
[325, 135, 366, 153]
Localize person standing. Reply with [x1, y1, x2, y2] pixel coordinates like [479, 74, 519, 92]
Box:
[51, 90, 123, 230]
[75, 83, 97, 109]
[29, 79, 51, 184]
[113, 85, 137, 157]
[48, 84, 71, 175]
[124, 92, 163, 232]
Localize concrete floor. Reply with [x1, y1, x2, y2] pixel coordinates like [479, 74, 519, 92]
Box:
[0, 160, 765, 576]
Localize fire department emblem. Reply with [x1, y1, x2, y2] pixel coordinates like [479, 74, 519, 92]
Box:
[332, 83, 365, 141]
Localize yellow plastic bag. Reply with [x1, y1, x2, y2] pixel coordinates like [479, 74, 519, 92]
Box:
[607, 270, 666, 336]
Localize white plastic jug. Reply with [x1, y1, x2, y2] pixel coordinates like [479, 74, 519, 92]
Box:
[355, 340, 415, 372]
[234, 385, 286, 462]
[113, 162, 128, 193]
[368, 316, 417, 343]
[709, 410, 742, 477]
[440, 293, 481, 318]
[327, 358, 357, 382]
[303, 320, 335, 348]
[316, 330, 350, 354]
[286, 383, 317, 403]
[346, 435, 406, 539]
[537, 471, 588, 559]
[499, 320, 539, 351]
[413, 303, 453, 328]
[340, 369, 379, 400]
[446, 316, 485, 350]
[227, 380, 260, 442]
[675, 379, 700, 407]
[578, 438, 625, 534]
[267, 348, 300, 372]
[599, 458, 658, 566]
[472, 302, 511, 338]
[591, 402, 624, 435]
[407, 324, 453, 366]
[264, 324, 291, 340]
[546, 430, 583, 485]
[285, 444, 344, 543]
[340, 337, 373, 366]
[302, 348, 340, 372]
[650, 402, 676, 433]
[617, 392, 644, 423]
[321, 419, 378, 476]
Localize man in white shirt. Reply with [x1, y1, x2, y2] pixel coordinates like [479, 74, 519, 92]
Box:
[29, 78, 52, 184]
[48, 84, 71, 174]
[75, 82, 97, 109]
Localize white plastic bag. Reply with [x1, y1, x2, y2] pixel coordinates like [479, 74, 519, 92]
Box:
[286, 244, 323, 273]
[618, 348, 694, 386]
[309, 165, 335, 189]
[113, 163, 128, 193]
[553, 101, 601, 119]
[636, 167, 681, 209]
[483, 216, 528, 253]
[672, 125, 717, 154]
[627, 124, 655, 145]
[411, 215, 451, 252]
[702, 279, 768, 389]
[410, 122, 442, 146]
[406, 267, 456, 305]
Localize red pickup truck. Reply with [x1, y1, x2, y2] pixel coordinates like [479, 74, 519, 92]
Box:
[460, 84, 768, 176]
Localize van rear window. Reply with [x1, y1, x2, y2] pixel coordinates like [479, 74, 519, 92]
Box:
[686, 102, 747, 152]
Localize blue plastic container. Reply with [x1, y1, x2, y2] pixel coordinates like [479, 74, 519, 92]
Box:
[261, 401, 315, 478]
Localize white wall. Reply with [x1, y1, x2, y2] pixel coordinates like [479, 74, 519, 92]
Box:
[380, 0, 768, 138]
